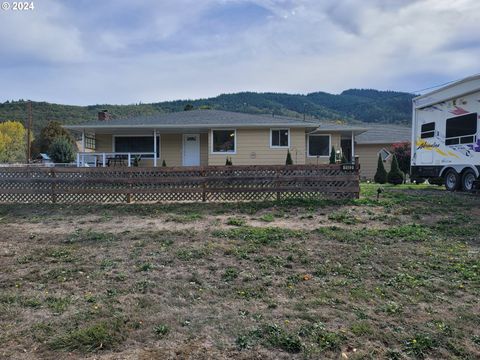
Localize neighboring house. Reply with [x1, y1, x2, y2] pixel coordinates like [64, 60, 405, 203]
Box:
[355, 124, 411, 179]
[64, 110, 367, 168]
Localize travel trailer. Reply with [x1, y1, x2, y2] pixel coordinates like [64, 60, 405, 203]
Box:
[411, 75, 480, 191]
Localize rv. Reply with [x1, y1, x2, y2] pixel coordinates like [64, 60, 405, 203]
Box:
[411, 75, 480, 191]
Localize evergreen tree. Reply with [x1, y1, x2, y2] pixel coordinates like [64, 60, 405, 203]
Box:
[48, 137, 75, 163]
[374, 154, 387, 184]
[285, 150, 293, 165]
[387, 155, 405, 185]
[329, 146, 336, 164]
[36, 121, 75, 154]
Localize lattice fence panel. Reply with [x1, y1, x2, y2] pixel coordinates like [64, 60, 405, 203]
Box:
[0, 164, 359, 203]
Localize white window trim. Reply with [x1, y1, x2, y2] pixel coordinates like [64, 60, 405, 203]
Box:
[378, 148, 392, 161]
[307, 134, 331, 157]
[210, 129, 237, 154]
[270, 128, 290, 149]
[112, 134, 161, 158]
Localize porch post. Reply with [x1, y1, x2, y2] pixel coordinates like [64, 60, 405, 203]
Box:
[102, 153, 106, 167]
[76, 153, 80, 167]
[351, 131, 355, 163]
[128, 153, 131, 167]
[81, 130, 85, 152]
[153, 129, 157, 167]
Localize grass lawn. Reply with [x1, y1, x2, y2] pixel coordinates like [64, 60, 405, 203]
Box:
[0, 184, 479, 359]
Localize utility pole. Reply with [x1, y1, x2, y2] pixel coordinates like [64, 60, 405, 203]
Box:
[26, 101, 32, 163]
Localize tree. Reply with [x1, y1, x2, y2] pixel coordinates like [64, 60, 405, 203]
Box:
[387, 155, 405, 185]
[374, 154, 387, 184]
[285, 150, 293, 165]
[0, 121, 27, 163]
[183, 104, 194, 111]
[329, 146, 336, 164]
[36, 121, 75, 154]
[48, 137, 75, 163]
[391, 142, 411, 176]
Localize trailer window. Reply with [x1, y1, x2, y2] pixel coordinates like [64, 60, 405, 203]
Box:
[420, 122, 435, 139]
[445, 113, 477, 145]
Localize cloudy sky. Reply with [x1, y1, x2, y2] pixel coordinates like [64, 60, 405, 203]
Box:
[0, 0, 479, 105]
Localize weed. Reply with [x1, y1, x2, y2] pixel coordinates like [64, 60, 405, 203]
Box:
[66, 229, 116, 243]
[259, 214, 275, 222]
[214, 226, 303, 245]
[223, 267, 239, 282]
[403, 333, 436, 358]
[226, 217, 246, 226]
[153, 324, 169, 338]
[49, 320, 125, 352]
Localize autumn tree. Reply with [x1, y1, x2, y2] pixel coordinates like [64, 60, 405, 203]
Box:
[0, 121, 27, 163]
[36, 121, 75, 154]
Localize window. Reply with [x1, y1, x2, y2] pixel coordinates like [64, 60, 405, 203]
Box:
[271, 129, 290, 147]
[212, 129, 236, 153]
[445, 113, 477, 145]
[308, 135, 330, 156]
[84, 135, 96, 150]
[378, 148, 391, 161]
[421, 122, 435, 139]
[114, 136, 159, 158]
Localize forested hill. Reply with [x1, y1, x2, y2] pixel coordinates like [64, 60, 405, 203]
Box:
[0, 89, 415, 133]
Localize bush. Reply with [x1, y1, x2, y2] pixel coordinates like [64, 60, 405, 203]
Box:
[162, 160, 167, 167]
[225, 157, 233, 165]
[285, 150, 293, 165]
[391, 142, 411, 175]
[329, 146, 336, 164]
[374, 154, 388, 184]
[36, 121, 75, 154]
[48, 137, 76, 163]
[387, 155, 405, 185]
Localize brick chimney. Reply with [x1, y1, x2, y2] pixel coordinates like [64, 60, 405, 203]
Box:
[98, 109, 110, 121]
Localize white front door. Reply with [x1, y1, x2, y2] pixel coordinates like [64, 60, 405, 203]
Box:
[183, 134, 200, 166]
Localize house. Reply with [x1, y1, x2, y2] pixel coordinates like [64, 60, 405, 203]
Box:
[64, 110, 367, 168]
[355, 124, 411, 179]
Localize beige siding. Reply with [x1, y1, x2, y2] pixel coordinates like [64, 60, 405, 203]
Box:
[356, 144, 392, 179]
[208, 128, 306, 165]
[160, 134, 182, 167]
[305, 133, 342, 165]
[200, 133, 208, 166]
[95, 134, 112, 152]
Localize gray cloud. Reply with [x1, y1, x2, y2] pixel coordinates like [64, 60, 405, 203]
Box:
[0, 0, 479, 104]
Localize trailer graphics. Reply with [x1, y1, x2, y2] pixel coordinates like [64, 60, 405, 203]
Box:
[411, 75, 480, 192]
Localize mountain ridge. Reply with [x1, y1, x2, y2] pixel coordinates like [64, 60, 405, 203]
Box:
[0, 88, 415, 134]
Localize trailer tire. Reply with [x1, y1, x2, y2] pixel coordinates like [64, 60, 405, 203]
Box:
[444, 169, 460, 192]
[461, 169, 477, 192]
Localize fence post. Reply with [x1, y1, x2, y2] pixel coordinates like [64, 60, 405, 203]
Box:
[276, 168, 281, 202]
[127, 169, 132, 203]
[50, 168, 57, 204]
[202, 169, 207, 202]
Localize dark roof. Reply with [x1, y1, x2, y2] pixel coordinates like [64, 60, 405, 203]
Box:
[355, 124, 411, 144]
[66, 110, 320, 129]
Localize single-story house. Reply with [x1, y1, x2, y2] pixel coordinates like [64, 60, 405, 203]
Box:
[65, 110, 367, 168]
[355, 124, 411, 179]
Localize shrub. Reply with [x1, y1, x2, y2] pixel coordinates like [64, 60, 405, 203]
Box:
[374, 154, 388, 184]
[387, 155, 404, 185]
[225, 157, 233, 165]
[48, 137, 76, 163]
[341, 155, 348, 164]
[36, 121, 75, 153]
[162, 160, 167, 167]
[285, 150, 293, 165]
[329, 146, 336, 164]
[391, 141, 411, 175]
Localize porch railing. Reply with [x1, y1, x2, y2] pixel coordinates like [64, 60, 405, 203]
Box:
[76, 152, 157, 167]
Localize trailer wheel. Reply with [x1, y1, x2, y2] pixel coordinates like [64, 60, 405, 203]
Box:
[461, 169, 477, 192]
[444, 169, 460, 192]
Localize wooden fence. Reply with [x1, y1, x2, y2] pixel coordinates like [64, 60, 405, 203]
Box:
[0, 164, 359, 203]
